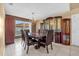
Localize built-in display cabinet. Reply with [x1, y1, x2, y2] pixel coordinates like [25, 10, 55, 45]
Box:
[62, 18, 70, 45]
[40, 16, 70, 45]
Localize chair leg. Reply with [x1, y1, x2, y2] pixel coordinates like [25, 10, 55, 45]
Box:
[24, 43, 26, 49]
[21, 40, 23, 45]
[21, 40, 24, 47]
[51, 43, 53, 50]
[26, 46, 29, 54]
[46, 46, 49, 54]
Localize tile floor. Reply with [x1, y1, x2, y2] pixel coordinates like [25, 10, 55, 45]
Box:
[4, 38, 79, 56]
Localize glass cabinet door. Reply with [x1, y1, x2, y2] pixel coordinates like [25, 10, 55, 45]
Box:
[40, 23, 44, 30]
[54, 17, 62, 32]
[54, 16, 62, 43]
[50, 19, 54, 30]
[57, 18, 61, 32]
[44, 20, 50, 30]
[62, 19, 70, 34]
[43, 17, 62, 31]
[66, 20, 70, 34]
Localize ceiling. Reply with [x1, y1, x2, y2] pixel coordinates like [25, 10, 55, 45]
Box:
[4, 3, 70, 20]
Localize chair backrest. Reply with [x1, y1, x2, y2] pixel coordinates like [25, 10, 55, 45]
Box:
[21, 30, 25, 41]
[46, 30, 53, 45]
[38, 29, 43, 34]
[24, 30, 29, 33]
[38, 29, 48, 36]
[21, 30, 29, 44]
[24, 30, 29, 44]
[43, 30, 48, 36]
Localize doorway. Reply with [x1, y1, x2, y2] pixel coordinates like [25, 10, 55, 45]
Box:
[15, 18, 32, 39]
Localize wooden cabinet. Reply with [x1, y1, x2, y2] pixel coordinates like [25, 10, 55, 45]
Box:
[44, 19, 50, 30]
[43, 17, 54, 30]
[5, 15, 15, 44]
[55, 32, 62, 43]
[40, 16, 70, 45]
[54, 16, 63, 43]
[62, 18, 70, 45]
[43, 16, 63, 43]
[40, 23, 45, 30]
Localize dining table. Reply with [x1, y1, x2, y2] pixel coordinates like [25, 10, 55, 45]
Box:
[28, 33, 46, 49]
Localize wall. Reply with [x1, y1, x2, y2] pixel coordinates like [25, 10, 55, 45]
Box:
[71, 8, 79, 46]
[71, 8, 79, 15]
[71, 14, 79, 46]
[32, 20, 43, 33]
[0, 4, 5, 55]
[36, 20, 43, 33]
[32, 21, 36, 33]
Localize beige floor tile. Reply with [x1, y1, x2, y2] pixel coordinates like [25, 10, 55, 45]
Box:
[5, 38, 79, 56]
[70, 46, 79, 56]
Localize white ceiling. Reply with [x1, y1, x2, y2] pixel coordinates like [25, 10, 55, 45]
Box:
[4, 3, 70, 20]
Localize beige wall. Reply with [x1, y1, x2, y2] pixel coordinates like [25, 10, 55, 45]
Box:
[32, 20, 37, 33]
[0, 4, 5, 55]
[36, 20, 43, 33]
[71, 8, 79, 15]
[71, 7, 79, 46]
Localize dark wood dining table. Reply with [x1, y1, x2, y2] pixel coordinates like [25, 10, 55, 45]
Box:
[28, 33, 46, 49]
[28, 33, 45, 39]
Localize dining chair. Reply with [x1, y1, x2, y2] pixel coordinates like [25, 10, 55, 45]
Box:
[21, 29, 38, 54]
[40, 30, 53, 53]
[21, 30, 25, 44]
[21, 29, 31, 46]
